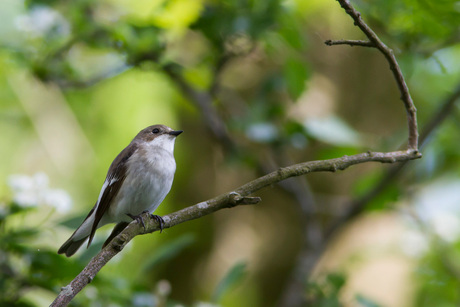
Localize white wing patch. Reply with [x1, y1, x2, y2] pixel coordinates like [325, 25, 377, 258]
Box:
[95, 177, 118, 210]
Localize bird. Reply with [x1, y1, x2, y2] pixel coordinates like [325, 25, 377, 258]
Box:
[58, 124, 182, 257]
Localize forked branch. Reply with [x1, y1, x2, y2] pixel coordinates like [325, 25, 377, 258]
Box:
[326, 0, 419, 150]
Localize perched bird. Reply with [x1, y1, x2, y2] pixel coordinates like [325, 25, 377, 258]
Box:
[58, 124, 182, 257]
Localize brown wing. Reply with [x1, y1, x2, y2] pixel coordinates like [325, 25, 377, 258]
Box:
[87, 143, 138, 247]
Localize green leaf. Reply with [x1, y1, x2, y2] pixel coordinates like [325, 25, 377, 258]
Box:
[352, 171, 401, 211]
[212, 261, 247, 303]
[78, 240, 104, 263]
[59, 213, 88, 229]
[29, 250, 83, 289]
[278, 13, 305, 50]
[283, 57, 309, 100]
[304, 116, 362, 147]
[355, 294, 382, 307]
[326, 273, 346, 292]
[1, 229, 39, 252]
[317, 146, 361, 161]
[141, 233, 195, 271]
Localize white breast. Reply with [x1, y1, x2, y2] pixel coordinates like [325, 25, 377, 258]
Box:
[108, 137, 177, 222]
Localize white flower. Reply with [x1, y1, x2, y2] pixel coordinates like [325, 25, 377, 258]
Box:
[132, 292, 156, 307]
[7, 172, 72, 212]
[246, 123, 278, 143]
[414, 178, 460, 242]
[14, 6, 70, 39]
[400, 230, 428, 257]
[156, 279, 172, 297]
[44, 189, 72, 213]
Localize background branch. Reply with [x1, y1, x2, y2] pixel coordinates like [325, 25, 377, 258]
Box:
[162, 64, 235, 152]
[326, 83, 460, 239]
[278, 83, 460, 307]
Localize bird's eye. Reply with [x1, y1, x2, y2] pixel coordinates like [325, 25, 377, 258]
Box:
[152, 128, 160, 134]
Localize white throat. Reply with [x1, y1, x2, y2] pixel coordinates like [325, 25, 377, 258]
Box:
[147, 134, 177, 153]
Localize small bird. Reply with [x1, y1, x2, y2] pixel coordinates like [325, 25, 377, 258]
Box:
[58, 124, 182, 257]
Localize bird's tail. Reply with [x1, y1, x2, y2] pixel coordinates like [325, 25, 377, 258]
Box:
[58, 235, 89, 257]
[58, 208, 96, 257]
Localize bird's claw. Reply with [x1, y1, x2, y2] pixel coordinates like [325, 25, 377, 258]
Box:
[127, 213, 146, 230]
[127, 211, 164, 233]
[150, 214, 165, 233]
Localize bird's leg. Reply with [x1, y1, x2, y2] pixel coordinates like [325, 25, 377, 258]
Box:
[127, 212, 147, 230]
[150, 214, 165, 233]
[127, 210, 165, 233]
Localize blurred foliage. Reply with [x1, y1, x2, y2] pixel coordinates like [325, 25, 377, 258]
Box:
[0, 199, 237, 306]
[0, 200, 131, 306]
[306, 272, 382, 306]
[306, 272, 346, 307]
[212, 261, 247, 303]
[0, 0, 460, 306]
[358, 0, 460, 51]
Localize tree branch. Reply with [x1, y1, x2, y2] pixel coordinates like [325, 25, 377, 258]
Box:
[276, 84, 460, 307]
[279, 1, 421, 305]
[325, 83, 460, 239]
[327, 0, 419, 150]
[162, 64, 235, 152]
[50, 149, 420, 306]
[324, 39, 375, 47]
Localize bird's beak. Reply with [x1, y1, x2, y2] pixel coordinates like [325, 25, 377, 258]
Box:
[169, 130, 183, 136]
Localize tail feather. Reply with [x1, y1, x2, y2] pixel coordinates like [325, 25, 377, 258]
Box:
[58, 208, 95, 257]
[58, 236, 89, 257]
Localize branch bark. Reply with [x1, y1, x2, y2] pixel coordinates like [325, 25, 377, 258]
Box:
[324, 39, 375, 47]
[325, 83, 460, 239]
[50, 150, 420, 306]
[327, 0, 419, 150]
[279, 1, 421, 305]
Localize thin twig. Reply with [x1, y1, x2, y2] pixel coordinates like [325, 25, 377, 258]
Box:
[53, 65, 129, 89]
[324, 39, 375, 47]
[162, 64, 235, 152]
[332, 0, 419, 150]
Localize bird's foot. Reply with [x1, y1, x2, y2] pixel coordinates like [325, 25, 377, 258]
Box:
[127, 210, 165, 233]
[127, 212, 147, 230]
[150, 214, 165, 233]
